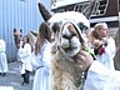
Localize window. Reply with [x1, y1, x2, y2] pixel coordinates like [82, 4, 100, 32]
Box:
[74, 0, 109, 16]
[92, 0, 109, 16]
[74, 3, 89, 12]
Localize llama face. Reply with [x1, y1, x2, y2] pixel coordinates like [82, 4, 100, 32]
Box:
[37, 1, 97, 56]
[13, 29, 22, 49]
[59, 23, 82, 56]
[49, 12, 90, 57]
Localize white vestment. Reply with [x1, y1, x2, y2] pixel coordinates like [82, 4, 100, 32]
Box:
[31, 40, 51, 90]
[84, 61, 120, 90]
[95, 37, 116, 70]
[18, 43, 33, 74]
[0, 39, 8, 73]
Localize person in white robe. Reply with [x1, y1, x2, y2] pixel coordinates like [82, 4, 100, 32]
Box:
[31, 41, 51, 90]
[18, 36, 33, 85]
[88, 22, 116, 70]
[77, 50, 120, 90]
[30, 22, 52, 90]
[94, 37, 116, 70]
[0, 39, 8, 76]
[84, 61, 120, 90]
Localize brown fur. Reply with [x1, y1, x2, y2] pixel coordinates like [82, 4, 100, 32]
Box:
[50, 45, 83, 90]
[13, 29, 37, 50]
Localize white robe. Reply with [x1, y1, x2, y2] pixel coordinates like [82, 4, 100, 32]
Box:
[84, 61, 120, 90]
[95, 37, 116, 70]
[31, 40, 51, 90]
[18, 43, 33, 74]
[0, 39, 8, 73]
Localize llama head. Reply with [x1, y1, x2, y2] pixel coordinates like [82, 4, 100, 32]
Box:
[49, 12, 90, 56]
[13, 28, 37, 50]
[13, 28, 22, 49]
[38, 0, 96, 56]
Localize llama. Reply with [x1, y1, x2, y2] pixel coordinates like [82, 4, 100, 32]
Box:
[38, 0, 97, 90]
[13, 28, 37, 50]
[50, 21, 88, 90]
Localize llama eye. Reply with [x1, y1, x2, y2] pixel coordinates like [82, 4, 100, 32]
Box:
[78, 22, 88, 31]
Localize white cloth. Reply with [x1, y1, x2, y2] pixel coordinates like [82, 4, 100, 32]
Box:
[95, 37, 116, 70]
[31, 40, 51, 90]
[84, 61, 120, 90]
[18, 43, 33, 74]
[48, 11, 90, 28]
[0, 39, 8, 73]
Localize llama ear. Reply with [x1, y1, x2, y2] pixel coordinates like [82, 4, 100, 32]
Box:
[14, 28, 16, 33]
[38, 3, 52, 21]
[20, 29, 22, 33]
[82, 0, 96, 19]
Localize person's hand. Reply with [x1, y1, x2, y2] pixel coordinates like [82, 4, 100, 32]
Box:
[93, 39, 103, 49]
[75, 50, 94, 71]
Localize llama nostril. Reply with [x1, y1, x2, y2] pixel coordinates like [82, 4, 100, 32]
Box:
[62, 34, 74, 39]
[71, 33, 76, 37]
[63, 35, 70, 39]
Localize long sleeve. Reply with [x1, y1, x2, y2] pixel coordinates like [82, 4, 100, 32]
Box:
[18, 43, 31, 63]
[0, 39, 6, 52]
[32, 41, 51, 90]
[18, 43, 33, 73]
[95, 37, 116, 70]
[42, 41, 51, 67]
[105, 37, 116, 59]
[30, 44, 46, 71]
[84, 61, 120, 90]
[0, 39, 8, 73]
[30, 51, 43, 70]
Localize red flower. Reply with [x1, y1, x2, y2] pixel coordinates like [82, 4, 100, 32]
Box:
[98, 47, 105, 55]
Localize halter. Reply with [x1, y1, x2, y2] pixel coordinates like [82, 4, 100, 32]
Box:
[57, 20, 87, 57]
[61, 20, 85, 43]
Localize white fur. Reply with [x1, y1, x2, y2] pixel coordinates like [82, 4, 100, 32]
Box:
[48, 11, 90, 28]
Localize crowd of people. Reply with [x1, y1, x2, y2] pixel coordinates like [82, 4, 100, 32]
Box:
[0, 21, 120, 90]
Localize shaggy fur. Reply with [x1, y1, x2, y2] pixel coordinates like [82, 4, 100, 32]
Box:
[50, 22, 86, 90]
[37, 1, 96, 90]
[50, 44, 83, 90]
